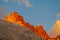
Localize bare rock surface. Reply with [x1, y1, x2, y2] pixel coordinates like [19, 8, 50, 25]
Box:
[0, 19, 43, 40]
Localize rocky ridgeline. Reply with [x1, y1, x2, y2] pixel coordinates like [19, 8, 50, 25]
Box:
[3, 12, 49, 40]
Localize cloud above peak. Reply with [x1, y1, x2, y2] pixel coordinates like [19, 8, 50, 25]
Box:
[22, 0, 32, 7]
[4, 0, 32, 8]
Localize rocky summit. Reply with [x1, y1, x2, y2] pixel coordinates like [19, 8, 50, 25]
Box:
[3, 12, 49, 39]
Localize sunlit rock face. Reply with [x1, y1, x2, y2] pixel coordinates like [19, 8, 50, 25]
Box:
[3, 12, 25, 26]
[35, 25, 49, 39]
[3, 11, 50, 40]
[50, 20, 60, 38]
[3, 11, 35, 32]
[0, 19, 43, 40]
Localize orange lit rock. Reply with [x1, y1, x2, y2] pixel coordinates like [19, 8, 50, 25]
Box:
[35, 25, 49, 39]
[3, 11, 52, 40]
[3, 12, 24, 26]
[23, 22, 35, 32]
[3, 11, 35, 32]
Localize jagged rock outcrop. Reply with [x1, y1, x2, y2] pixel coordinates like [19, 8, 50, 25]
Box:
[0, 19, 43, 40]
[3, 12, 35, 32]
[35, 25, 49, 40]
[3, 12, 25, 26]
[3, 11, 49, 40]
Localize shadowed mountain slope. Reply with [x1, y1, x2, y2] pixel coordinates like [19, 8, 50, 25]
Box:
[0, 19, 43, 40]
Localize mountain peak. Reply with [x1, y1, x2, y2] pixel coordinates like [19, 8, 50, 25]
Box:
[9, 11, 19, 15]
[50, 20, 60, 37]
[7, 11, 19, 18]
[3, 11, 49, 40]
[6, 11, 23, 20]
[3, 11, 35, 31]
[3, 11, 24, 26]
[56, 20, 60, 25]
[56, 20, 60, 21]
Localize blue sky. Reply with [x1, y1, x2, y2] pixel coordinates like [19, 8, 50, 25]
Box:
[0, 0, 60, 32]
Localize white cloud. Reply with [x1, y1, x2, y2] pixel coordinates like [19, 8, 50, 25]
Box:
[22, 0, 32, 7]
[56, 13, 60, 17]
[4, 0, 32, 8]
